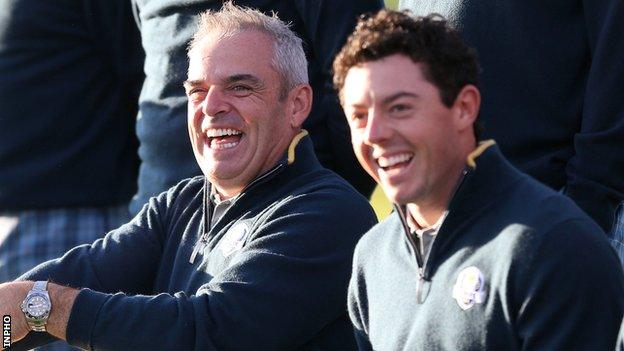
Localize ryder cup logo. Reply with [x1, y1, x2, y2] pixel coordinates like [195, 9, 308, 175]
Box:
[452, 266, 487, 310]
[220, 221, 250, 257]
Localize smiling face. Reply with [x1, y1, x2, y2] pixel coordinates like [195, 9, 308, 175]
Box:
[185, 31, 300, 198]
[342, 54, 475, 210]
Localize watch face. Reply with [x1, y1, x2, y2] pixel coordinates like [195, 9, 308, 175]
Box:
[25, 293, 50, 318]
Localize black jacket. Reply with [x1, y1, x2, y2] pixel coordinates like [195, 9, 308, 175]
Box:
[0, 0, 144, 209]
[15, 135, 377, 350]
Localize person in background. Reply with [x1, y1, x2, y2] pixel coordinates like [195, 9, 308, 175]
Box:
[0, 4, 376, 350]
[334, 10, 624, 350]
[399, 0, 624, 259]
[0, 1, 144, 349]
[129, 0, 383, 216]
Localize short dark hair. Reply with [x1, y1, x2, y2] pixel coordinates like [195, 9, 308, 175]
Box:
[333, 10, 483, 139]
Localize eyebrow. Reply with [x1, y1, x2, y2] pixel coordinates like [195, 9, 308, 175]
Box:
[183, 80, 203, 90]
[347, 91, 420, 110]
[381, 91, 419, 105]
[225, 74, 262, 87]
[183, 74, 263, 90]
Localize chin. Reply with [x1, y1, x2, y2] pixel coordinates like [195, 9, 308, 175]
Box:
[380, 186, 401, 204]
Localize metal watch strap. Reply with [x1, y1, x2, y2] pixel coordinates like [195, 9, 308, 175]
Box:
[25, 281, 50, 332]
[32, 280, 48, 292]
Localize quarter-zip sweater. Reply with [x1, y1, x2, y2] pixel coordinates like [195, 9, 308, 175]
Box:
[15, 134, 377, 351]
[348, 142, 624, 350]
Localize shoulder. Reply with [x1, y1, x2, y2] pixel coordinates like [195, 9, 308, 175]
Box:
[135, 176, 204, 223]
[277, 167, 375, 218]
[247, 172, 377, 249]
[353, 214, 402, 264]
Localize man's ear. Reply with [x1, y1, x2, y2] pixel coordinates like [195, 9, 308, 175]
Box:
[453, 84, 480, 131]
[287, 84, 313, 128]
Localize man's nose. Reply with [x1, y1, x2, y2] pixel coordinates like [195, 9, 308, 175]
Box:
[202, 87, 229, 117]
[363, 110, 391, 145]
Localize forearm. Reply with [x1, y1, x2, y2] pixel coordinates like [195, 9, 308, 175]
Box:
[46, 283, 79, 341]
[0, 282, 78, 349]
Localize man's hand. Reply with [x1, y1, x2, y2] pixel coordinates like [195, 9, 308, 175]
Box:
[0, 281, 80, 349]
[0, 281, 33, 344]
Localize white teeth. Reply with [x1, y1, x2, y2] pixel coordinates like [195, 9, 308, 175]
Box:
[377, 153, 412, 168]
[205, 128, 242, 138]
[211, 141, 238, 150]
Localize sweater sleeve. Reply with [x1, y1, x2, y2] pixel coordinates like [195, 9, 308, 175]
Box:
[515, 219, 624, 350]
[9, 186, 176, 350]
[82, 0, 144, 82]
[294, 0, 382, 197]
[62, 189, 374, 350]
[563, 0, 624, 233]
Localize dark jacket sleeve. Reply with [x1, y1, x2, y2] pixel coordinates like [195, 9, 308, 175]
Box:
[294, 0, 383, 197]
[84, 0, 144, 81]
[10, 186, 171, 350]
[515, 219, 624, 349]
[563, 0, 624, 233]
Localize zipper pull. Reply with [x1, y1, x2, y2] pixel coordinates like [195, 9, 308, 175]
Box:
[189, 235, 208, 264]
[416, 267, 425, 304]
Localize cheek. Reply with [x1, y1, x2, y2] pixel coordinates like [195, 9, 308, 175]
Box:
[188, 103, 200, 131]
[352, 138, 376, 175]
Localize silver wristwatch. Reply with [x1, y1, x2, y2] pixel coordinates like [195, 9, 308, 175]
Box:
[20, 281, 52, 332]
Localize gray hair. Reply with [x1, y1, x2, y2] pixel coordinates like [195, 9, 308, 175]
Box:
[188, 2, 309, 98]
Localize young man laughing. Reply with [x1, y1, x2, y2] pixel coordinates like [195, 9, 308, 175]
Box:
[334, 10, 624, 350]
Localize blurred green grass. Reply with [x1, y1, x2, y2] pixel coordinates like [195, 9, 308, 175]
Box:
[370, 184, 392, 221]
[385, 0, 398, 10]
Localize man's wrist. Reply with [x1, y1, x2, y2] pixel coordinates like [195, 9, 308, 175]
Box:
[45, 283, 80, 341]
[15, 282, 33, 337]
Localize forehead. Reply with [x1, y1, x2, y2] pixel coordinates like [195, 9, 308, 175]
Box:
[342, 54, 433, 105]
[187, 30, 276, 81]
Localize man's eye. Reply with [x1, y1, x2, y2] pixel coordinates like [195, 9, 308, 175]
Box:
[230, 85, 252, 96]
[350, 113, 367, 128]
[389, 104, 410, 113]
[187, 89, 204, 97]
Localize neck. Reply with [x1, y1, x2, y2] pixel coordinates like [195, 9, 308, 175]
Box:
[211, 185, 240, 201]
[405, 160, 468, 229]
[405, 203, 445, 230]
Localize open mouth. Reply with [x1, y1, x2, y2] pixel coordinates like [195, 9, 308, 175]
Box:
[205, 128, 243, 150]
[376, 153, 413, 171]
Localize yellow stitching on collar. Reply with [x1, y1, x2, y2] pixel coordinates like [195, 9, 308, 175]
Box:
[466, 139, 496, 169]
[287, 130, 309, 164]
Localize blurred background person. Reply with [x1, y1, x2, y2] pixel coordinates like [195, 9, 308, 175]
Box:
[0, 2, 144, 349]
[129, 0, 383, 215]
[399, 0, 624, 256]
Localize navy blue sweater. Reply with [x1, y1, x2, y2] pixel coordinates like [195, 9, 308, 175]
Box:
[15, 136, 377, 350]
[129, 0, 383, 214]
[399, 0, 624, 233]
[0, 0, 144, 209]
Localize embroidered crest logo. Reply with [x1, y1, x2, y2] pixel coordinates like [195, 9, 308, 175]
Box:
[220, 221, 250, 257]
[452, 266, 487, 310]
